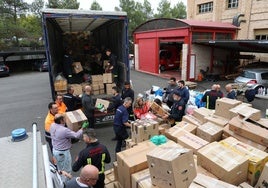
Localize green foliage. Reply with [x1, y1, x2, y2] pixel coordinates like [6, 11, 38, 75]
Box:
[90, 0, 102, 10]
[155, 0, 186, 19]
[47, 0, 79, 9]
[31, 0, 45, 18]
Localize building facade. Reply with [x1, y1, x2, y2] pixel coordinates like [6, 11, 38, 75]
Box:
[187, 0, 268, 61]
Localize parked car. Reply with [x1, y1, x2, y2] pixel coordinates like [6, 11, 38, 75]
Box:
[234, 68, 268, 92]
[32, 60, 48, 72]
[0, 62, 10, 76]
[159, 46, 180, 72]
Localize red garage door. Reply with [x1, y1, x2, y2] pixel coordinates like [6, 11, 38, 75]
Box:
[138, 38, 158, 74]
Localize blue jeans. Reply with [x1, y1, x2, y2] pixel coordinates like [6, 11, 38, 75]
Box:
[53, 149, 72, 173]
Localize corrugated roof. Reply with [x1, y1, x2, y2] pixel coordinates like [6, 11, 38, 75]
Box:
[179, 19, 238, 29]
[133, 18, 238, 33]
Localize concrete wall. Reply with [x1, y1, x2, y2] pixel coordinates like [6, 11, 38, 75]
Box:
[187, 0, 268, 62]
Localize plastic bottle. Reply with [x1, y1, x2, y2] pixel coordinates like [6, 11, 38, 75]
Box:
[263, 87, 266, 95]
[258, 88, 261, 95]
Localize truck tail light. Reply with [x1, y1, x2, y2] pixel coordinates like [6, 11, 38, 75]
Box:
[248, 80, 257, 84]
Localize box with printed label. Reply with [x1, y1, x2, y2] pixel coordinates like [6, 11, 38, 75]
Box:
[255, 162, 268, 188]
[65, 109, 87, 131]
[223, 124, 267, 151]
[116, 141, 157, 188]
[169, 129, 209, 154]
[147, 143, 196, 188]
[229, 104, 261, 121]
[103, 73, 114, 83]
[189, 173, 238, 188]
[131, 119, 159, 143]
[182, 115, 203, 126]
[95, 98, 110, 111]
[193, 107, 213, 124]
[229, 116, 268, 147]
[196, 122, 223, 142]
[131, 168, 159, 188]
[214, 97, 242, 119]
[219, 137, 268, 186]
[164, 122, 197, 143]
[150, 102, 169, 117]
[197, 141, 249, 185]
[204, 114, 229, 127]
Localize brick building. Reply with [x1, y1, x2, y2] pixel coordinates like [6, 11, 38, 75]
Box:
[187, 0, 268, 61]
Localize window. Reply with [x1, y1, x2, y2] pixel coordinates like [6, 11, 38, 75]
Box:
[198, 2, 213, 13]
[227, 0, 239, 9]
[215, 33, 233, 40]
[256, 35, 268, 40]
[192, 32, 213, 41]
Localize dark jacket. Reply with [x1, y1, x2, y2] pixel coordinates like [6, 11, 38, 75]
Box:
[72, 141, 111, 173]
[82, 93, 95, 118]
[201, 90, 222, 109]
[169, 98, 185, 122]
[63, 93, 81, 111]
[107, 94, 122, 111]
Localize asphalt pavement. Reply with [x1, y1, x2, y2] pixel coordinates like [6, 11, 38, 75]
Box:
[0, 69, 267, 178]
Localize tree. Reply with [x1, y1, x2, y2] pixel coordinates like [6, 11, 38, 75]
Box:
[155, 0, 172, 18]
[155, 0, 186, 19]
[90, 0, 102, 10]
[47, 0, 79, 9]
[31, 0, 45, 18]
[0, 0, 29, 47]
[171, 1, 186, 19]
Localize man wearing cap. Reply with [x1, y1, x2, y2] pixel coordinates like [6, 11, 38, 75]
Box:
[72, 129, 111, 188]
[162, 91, 185, 126]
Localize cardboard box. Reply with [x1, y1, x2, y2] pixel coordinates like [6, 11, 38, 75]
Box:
[147, 144, 196, 188]
[105, 181, 122, 188]
[214, 97, 242, 119]
[197, 142, 249, 185]
[95, 98, 110, 111]
[125, 138, 137, 149]
[91, 74, 103, 84]
[72, 61, 83, 73]
[189, 173, 238, 188]
[173, 129, 209, 154]
[65, 109, 87, 131]
[204, 114, 229, 127]
[103, 73, 114, 83]
[104, 168, 115, 185]
[131, 119, 159, 143]
[182, 115, 203, 126]
[193, 107, 213, 124]
[253, 118, 268, 129]
[219, 137, 268, 186]
[229, 116, 268, 147]
[54, 79, 67, 91]
[164, 122, 197, 143]
[158, 123, 171, 135]
[174, 121, 197, 134]
[229, 105, 261, 121]
[255, 162, 268, 188]
[238, 182, 254, 188]
[105, 83, 116, 95]
[196, 122, 223, 142]
[116, 141, 157, 188]
[150, 102, 169, 117]
[223, 124, 267, 151]
[131, 168, 158, 188]
[69, 84, 83, 96]
[113, 162, 118, 181]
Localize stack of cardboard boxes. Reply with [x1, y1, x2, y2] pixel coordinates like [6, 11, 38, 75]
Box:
[104, 97, 268, 188]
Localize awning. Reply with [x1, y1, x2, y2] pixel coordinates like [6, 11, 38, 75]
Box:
[194, 40, 268, 53]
